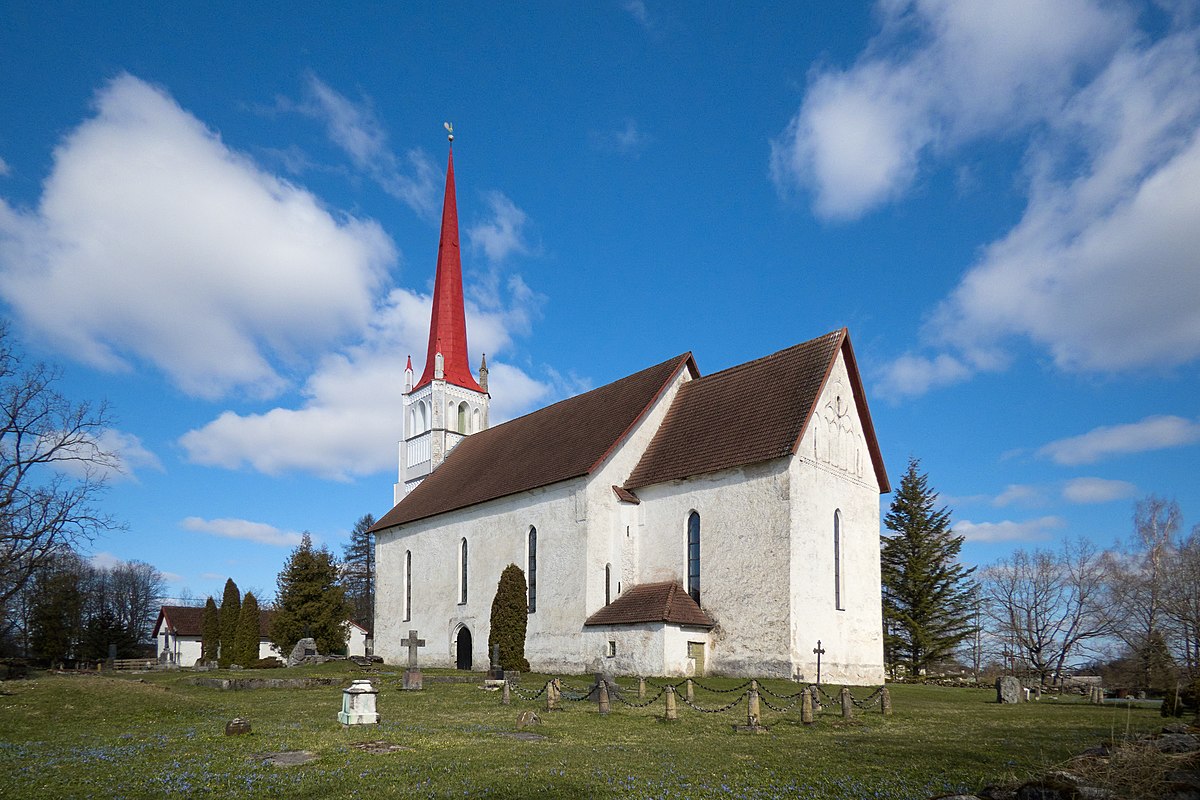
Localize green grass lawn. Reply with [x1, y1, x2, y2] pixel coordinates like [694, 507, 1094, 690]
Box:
[0, 666, 1166, 799]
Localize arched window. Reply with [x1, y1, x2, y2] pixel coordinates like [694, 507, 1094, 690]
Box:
[404, 550, 412, 621]
[459, 538, 468, 605]
[418, 400, 428, 432]
[458, 402, 468, 433]
[472, 407, 481, 432]
[834, 510, 845, 611]
[408, 407, 416, 438]
[605, 563, 612, 606]
[527, 527, 537, 614]
[687, 512, 700, 605]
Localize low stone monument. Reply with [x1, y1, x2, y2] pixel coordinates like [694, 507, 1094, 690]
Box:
[339, 679, 380, 725]
[996, 675, 1023, 704]
[288, 637, 318, 667]
[401, 630, 425, 691]
[225, 717, 252, 735]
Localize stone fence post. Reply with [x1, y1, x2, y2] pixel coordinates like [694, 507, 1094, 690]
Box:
[665, 685, 678, 721]
[840, 686, 853, 718]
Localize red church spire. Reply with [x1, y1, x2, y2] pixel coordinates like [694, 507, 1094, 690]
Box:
[413, 143, 483, 393]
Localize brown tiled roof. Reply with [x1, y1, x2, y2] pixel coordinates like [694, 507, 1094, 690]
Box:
[154, 605, 279, 638]
[584, 581, 714, 628]
[611, 485, 640, 504]
[625, 329, 889, 492]
[373, 353, 697, 529]
[154, 605, 205, 636]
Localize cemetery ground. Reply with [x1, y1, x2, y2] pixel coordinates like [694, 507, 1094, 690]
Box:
[0, 664, 1173, 799]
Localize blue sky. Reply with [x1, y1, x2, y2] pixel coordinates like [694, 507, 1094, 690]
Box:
[2, 1, 1198, 604]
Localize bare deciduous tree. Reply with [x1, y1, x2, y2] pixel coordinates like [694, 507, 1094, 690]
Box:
[1, 325, 120, 637]
[1103, 496, 1182, 683]
[983, 537, 1110, 685]
[1163, 524, 1200, 678]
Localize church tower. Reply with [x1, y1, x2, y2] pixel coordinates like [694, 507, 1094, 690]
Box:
[396, 131, 490, 503]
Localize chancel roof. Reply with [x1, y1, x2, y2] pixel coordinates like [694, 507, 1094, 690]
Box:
[373, 353, 697, 529]
[583, 581, 714, 628]
[625, 328, 889, 492]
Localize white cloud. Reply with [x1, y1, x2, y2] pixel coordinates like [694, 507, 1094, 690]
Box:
[180, 286, 553, 480]
[954, 515, 1066, 543]
[993, 484, 1042, 508]
[814, 6, 1200, 391]
[0, 73, 395, 399]
[591, 119, 651, 157]
[299, 75, 440, 218]
[0, 156, 9, 176]
[876, 351, 972, 398]
[1062, 477, 1138, 504]
[88, 551, 125, 571]
[624, 0, 651, 29]
[772, 0, 1129, 218]
[467, 191, 531, 264]
[50, 427, 162, 484]
[1038, 414, 1200, 465]
[182, 516, 305, 547]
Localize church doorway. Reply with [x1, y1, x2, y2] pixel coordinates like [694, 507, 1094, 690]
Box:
[455, 627, 473, 670]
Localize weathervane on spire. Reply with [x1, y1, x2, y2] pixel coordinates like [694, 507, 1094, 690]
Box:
[444, 121, 454, 143]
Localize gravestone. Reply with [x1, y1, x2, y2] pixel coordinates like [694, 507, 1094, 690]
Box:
[338, 679, 380, 725]
[225, 717, 252, 735]
[288, 638, 318, 667]
[996, 675, 1023, 704]
[402, 629, 425, 691]
[488, 643, 504, 680]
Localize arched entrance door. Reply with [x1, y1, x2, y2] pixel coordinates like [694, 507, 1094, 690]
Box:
[455, 627, 473, 670]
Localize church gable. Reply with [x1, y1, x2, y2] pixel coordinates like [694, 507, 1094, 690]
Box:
[625, 329, 886, 491]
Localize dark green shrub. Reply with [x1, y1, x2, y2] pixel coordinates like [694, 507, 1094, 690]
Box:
[251, 657, 284, 669]
[488, 564, 530, 672]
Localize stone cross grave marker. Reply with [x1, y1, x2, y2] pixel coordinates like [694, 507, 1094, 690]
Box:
[402, 630, 425, 691]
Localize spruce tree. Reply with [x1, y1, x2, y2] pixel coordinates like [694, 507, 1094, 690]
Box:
[234, 592, 261, 667]
[488, 564, 531, 672]
[270, 533, 351, 657]
[201, 597, 220, 663]
[341, 513, 376, 632]
[218, 579, 240, 668]
[881, 458, 975, 677]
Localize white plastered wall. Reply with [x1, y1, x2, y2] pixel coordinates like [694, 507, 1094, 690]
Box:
[789, 349, 885, 685]
[633, 459, 795, 678]
[582, 623, 709, 676]
[375, 478, 588, 671]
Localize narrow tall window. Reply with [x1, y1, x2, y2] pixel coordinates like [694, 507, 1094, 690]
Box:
[834, 510, 845, 611]
[527, 527, 537, 614]
[457, 402, 468, 433]
[605, 563, 612, 605]
[687, 511, 700, 605]
[460, 538, 468, 604]
[404, 550, 412, 621]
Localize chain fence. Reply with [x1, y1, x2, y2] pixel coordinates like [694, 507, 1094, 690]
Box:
[504, 675, 891, 727]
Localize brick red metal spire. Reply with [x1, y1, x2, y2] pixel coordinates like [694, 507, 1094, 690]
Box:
[413, 145, 483, 393]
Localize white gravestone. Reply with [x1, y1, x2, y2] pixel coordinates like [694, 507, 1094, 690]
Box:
[338, 679, 380, 725]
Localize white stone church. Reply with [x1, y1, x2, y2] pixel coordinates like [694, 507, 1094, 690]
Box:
[372, 145, 889, 684]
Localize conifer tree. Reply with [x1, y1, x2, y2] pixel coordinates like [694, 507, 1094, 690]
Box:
[881, 458, 975, 677]
[234, 592, 260, 667]
[201, 596, 220, 663]
[270, 534, 351, 657]
[488, 564, 530, 672]
[218, 579, 240, 668]
[341, 513, 376, 632]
